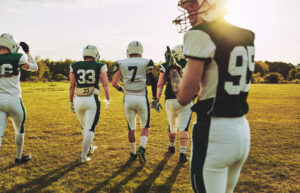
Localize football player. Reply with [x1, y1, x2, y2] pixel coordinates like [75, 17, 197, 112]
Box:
[0, 33, 38, 164]
[155, 45, 193, 162]
[170, 0, 255, 192]
[69, 45, 110, 163]
[112, 41, 157, 163]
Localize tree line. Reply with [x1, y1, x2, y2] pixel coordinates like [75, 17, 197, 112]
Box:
[21, 57, 300, 84]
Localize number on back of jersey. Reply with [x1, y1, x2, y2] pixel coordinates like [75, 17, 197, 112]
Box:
[225, 46, 255, 95]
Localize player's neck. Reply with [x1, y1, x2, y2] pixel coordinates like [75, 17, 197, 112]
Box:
[0, 48, 10, 54]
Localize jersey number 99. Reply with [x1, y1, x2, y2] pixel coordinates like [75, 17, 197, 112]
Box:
[225, 46, 255, 95]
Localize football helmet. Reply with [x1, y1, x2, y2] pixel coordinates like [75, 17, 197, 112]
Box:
[127, 41, 143, 57]
[83, 45, 100, 61]
[173, 0, 229, 33]
[172, 45, 185, 60]
[0, 33, 19, 53]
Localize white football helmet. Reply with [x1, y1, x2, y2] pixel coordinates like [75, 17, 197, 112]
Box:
[83, 45, 100, 61]
[127, 41, 143, 57]
[173, 0, 229, 33]
[0, 33, 19, 53]
[172, 45, 185, 60]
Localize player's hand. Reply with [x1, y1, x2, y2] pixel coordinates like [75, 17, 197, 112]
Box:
[151, 97, 162, 112]
[103, 99, 110, 109]
[20, 42, 29, 53]
[70, 101, 75, 113]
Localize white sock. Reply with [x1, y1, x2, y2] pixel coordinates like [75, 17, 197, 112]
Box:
[130, 142, 136, 154]
[169, 142, 175, 147]
[15, 133, 24, 159]
[180, 146, 187, 154]
[81, 131, 94, 158]
[140, 136, 148, 148]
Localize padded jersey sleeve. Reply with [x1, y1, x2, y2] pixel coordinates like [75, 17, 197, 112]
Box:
[101, 64, 108, 72]
[113, 61, 120, 73]
[147, 59, 154, 70]
[18, 54, 28, 66]
[70, 64, 74, 73]
[183, 30, 216, 59]
[159, 62, 167, 73]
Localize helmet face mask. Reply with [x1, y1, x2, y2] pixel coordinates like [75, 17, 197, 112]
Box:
[127, 41, 143, 58]
[0, 33, 19, 53]
[83, 45, 100, 61]
[173, 0, 228, 33]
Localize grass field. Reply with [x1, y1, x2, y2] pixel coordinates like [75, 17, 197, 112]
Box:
[0, 83, 299, 193]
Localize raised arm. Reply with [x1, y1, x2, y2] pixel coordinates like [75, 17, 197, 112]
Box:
[19, 42, 38, 71]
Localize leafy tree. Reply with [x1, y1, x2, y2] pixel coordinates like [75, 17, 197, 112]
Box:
[264, 72, 284, 83]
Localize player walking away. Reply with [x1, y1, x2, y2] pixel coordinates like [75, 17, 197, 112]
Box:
[154, 45, 193, 163]
[69, 45, 110, 163]
[112, 41, 157, 163]
[170, 0, 255, 192]
[0, 33, 38, 164]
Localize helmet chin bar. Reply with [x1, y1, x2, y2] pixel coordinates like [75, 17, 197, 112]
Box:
[173, 0, 212, 33]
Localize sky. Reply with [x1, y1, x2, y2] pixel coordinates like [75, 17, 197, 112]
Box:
[1, 0, 299, 65]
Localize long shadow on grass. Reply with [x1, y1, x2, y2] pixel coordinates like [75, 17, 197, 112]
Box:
[0, 163, 17, 172]
[156, 162, 185, 192]
[86, 159, 137, 193]
[132, 152, 171, 193]
[5, 161, 80, 193]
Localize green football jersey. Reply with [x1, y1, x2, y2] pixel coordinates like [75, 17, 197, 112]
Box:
[0, 53, 27, 97]
[70, 61, 107, 90]
[0, 53, 25, 77]
[183, 19, 255, 117]
[160, 59, 187, 100]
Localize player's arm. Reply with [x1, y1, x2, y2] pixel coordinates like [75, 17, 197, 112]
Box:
[100, 71, 110, 101]
[171, 58, 204, 106]
[112, 70, 124, 92]
[156, 72, 165, 99]
[69, 72, 76, 103]
[146, 69, 157, 98]
[19, 42, 38, 71]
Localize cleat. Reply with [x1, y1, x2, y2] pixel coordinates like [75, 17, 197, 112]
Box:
[15, 154, 31, 165]
[79, 157, 91, 163]
[179, 153, 188, 163]
[136, 146, 146, 163]
[88, 145, 97, 156]
[168, 146, 175, 154]
[129, 153, 137, 161]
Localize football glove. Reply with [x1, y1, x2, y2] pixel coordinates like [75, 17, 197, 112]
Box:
[151, 97, 162, 112]
[70, 101, 75, 113]
[20, 42, 29, 53]
[103, 99, 110, 109]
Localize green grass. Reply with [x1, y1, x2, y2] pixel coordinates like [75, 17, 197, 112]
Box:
[0, 83, 299, 193]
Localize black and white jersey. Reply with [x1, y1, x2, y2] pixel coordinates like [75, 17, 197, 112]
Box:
[184, 19, 255, 117]
[113, 58, 154, 96]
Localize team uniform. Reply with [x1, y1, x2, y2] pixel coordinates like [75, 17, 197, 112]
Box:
[0, 51, 37, 162]
[113, 58, 154, 131]
[183, 19, 255, 193]
[70, 61, 107, 133]
[160, 59, 193, 134]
